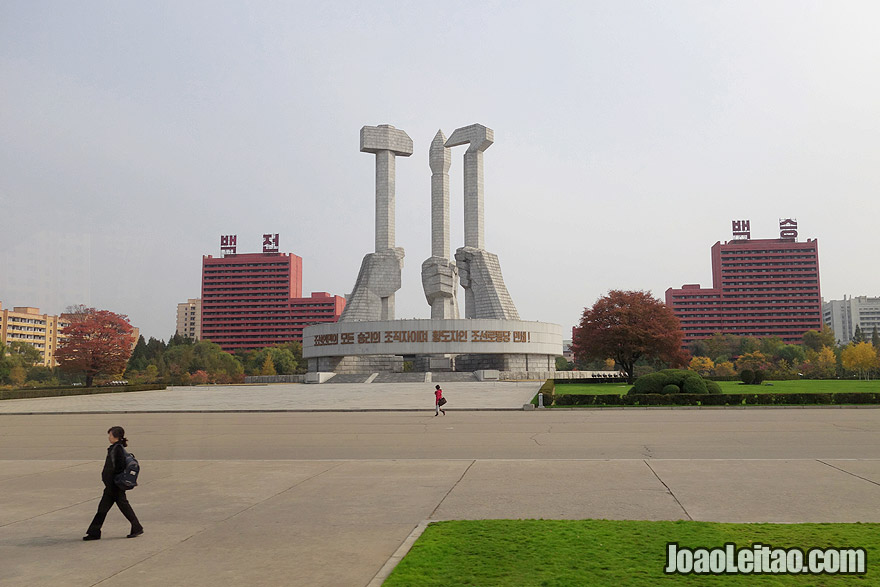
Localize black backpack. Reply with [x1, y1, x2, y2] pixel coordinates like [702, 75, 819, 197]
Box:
[114, 448, 140, 490]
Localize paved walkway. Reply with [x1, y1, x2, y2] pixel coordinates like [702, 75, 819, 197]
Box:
[0, 382, 540, 413]
[1, 404, 879, 585]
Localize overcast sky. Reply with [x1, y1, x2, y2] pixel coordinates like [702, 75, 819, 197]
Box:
[2, 1, 879, 341]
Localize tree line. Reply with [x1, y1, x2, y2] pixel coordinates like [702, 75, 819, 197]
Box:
[0, 306, 305, 388]
[568, 290, 880, 382]
[125, 334, 304, 385]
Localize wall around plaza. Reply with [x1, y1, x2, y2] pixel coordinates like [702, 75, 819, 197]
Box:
[244, 374, 306, 384]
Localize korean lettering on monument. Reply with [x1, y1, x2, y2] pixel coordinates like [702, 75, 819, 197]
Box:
[314, 329, 536, 347]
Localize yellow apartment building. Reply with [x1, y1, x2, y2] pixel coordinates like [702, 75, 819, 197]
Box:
[176, 298, 201, 340]
[0, 302, 69, 366]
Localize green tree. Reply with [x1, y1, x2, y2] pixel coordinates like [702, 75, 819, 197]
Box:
[803, 325, 838, 352]
[852, 325, 866, 344]
[778, 344, 806, 365]
[688, 339, 710, 358]
[0, 340, 43, 385]
[143, 364, 159, 383]
[268, 347, 297, 374]
[758, 337, 785, 360]
[704, 334, 738, 362]
[572, 290, 686, 384]
[26, 365, 54, 383]
[145, 337, 166, 360]
[127, 335, 149, 372]
[10, 365, 27, 386]
[872, 327, 880, 349]
[555, 356, 573, 371]
[7, 341, 42, 367]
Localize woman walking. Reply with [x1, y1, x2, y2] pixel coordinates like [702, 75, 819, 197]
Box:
[83, 426, 143, 540]
[434, 385, 446, 416]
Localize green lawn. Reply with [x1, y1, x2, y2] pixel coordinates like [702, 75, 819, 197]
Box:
[552, 380, 879, 396]
[384, 519, 877, 586]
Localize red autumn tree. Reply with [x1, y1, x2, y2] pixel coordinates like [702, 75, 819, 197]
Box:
[572, 290, 687, 384]
[56, 307, 134, 387]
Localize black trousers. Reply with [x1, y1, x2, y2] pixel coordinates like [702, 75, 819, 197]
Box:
[86, 485, 142, 536]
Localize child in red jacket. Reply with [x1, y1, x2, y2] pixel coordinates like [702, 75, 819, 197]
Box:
[434, 385, 446, 416]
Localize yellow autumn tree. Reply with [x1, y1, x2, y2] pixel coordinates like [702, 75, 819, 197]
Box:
[688, 356, 714, 376]
[713, 361, 736, 377]
[840, 342, 877, 380]
[735, 351, 769, 372]
[813, 346, 838, 378]
[261, 354, 277, 376]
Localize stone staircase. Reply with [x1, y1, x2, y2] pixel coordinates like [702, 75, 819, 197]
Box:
[430, 372, 479, 382]
[371, 372, 429, 384]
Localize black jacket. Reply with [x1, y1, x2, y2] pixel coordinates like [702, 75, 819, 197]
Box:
[102, 442, 126, 487]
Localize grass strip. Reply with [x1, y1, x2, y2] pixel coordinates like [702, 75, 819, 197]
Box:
[554, 380, 880, 395]
[384, 519, 879, 586]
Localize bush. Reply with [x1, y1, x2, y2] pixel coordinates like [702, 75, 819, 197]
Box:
[705, 380, 722, 394]
[631, 372, 667, 395]
[740, 369, 755, 385]
[753, 370, 765, 384]
[534, 379, 555, 406]
[630, 369, 713, 395]
[681, 376, 708, 394]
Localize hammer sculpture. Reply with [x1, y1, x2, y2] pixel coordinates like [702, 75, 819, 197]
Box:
[339, 125, 413, 322]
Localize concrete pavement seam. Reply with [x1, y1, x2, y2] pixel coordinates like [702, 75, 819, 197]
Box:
[0, 461, 218, 529]
[817, 460, 880, 488]
[0, 460, 93, 484]
[87, 460, 347, 587]
[0, 462, 105, 529]
[643, 460, 693, 521]
[429, 460, 476, 520]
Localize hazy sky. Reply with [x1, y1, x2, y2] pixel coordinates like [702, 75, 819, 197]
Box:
[2, 1, 879, 341]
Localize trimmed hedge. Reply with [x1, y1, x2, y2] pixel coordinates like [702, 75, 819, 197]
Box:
[553, 393, 880, 406]
[632, 372, 667, 394]
[629, 369, 710, 395]
[0, 384, 167, 401]
[533, 379, 556, 406]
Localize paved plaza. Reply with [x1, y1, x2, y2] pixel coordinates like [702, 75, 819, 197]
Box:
[1, 385, 879, 586]
[0, 381, 539, 414]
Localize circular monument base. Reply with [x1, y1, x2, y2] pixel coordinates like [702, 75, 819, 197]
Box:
[303, 319, 562, 374]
